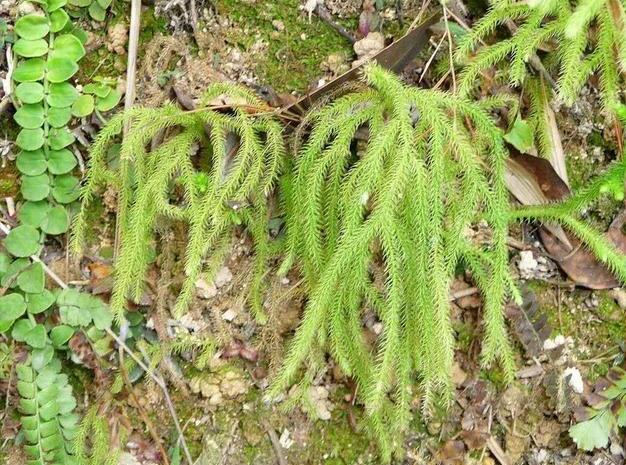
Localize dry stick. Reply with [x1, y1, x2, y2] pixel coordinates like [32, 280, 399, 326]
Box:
[0, 220, 194, 465]
[314, 4, 356, 44]
[118, 347, 171, 465]
[114, 0, 142, 260]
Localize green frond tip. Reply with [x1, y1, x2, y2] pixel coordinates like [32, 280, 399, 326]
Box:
[457, 0, 625, 112]
[271, 64, 518, 459]
[72, 83, 285, 323]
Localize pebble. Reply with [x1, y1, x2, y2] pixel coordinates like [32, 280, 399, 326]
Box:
[272, 19, 285, 31]
[214, 266, 233, 288]
[222, 309, 237, 322]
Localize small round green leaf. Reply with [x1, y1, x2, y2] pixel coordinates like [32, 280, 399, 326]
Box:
[15, 82, 44, 104]
[31, 345, 54, 370]
[24, 324, 47, 348]
[16, 128, 45, 151]
[50, 325, 74, 346]
[13, 58, 46, 82]
[46, 57, 78, 82]
[15, 15, 49, 40]
[47, 149, 76, 174]
[88, 1, 106, 21]
[51, 175, 80, 204]
[1, 259, 30, 287]
[13, 39, 48, 57]
[18, 201, 50, 227]
[47, 0, 67, 11]
[14, 104, 45, 129]
[17, 262, 45, 294]
[21, 174, 50, 201]
[16, 150, 47, 176]
[41, 206, 69, 235]
[12, 319, 35, 341]
[49, 9, 69, 32]
[47, 82, 78, 107]
[0, 253, 10, 277]
[52, 34, 85, 62]
[71, 94, 94, 117]
[26, 290, 55, 314]
[83, 83, 110, 98]
[0, 293, 27, 321]
[95, 89, 121, 112]
[47, 106, 72, 128]
[48, 127, 75, 150]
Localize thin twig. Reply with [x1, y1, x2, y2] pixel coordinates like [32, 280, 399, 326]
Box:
[261, 419, 288, 465]
[119, 347, 171, 465]
[314, 4, 356, 44]
[115, 0, 142, 259]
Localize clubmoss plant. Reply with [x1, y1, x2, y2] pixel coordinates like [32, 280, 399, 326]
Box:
[270, 65, 626, 460]
[456, 0, 626, 112]
[71, 84, 285, 322]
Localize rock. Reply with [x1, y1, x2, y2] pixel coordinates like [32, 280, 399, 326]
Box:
[189, 377, 222, 405]
[118, 452, 141, 465]
[17, 1, 38, 15]
[214, 266, 233, 288]
[220, 370, 248, 399]
[562, 366, 584, 394]
[271, 19, 285, 31]
[196, 278, 218, 299]
[222, 309, 237, 322]
[279, 429, 294, 449]
[107, 22, 128, 55]
[352, 32, 384, 67]
[308, 386, 332, 421]
[321, 53, 349, 76]
[451, 362, 467, 386]
[518, 250, 538, 276]
[609, 288, 626, 309]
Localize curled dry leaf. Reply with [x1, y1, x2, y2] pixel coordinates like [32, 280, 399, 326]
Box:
[507, 150, 626, 288]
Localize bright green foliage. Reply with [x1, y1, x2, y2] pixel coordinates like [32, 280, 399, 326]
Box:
[71, 84, 285, 322]
[74, 405, 121, 465]
[569, 366, 626, 451]
[13, 2, 85, 237]
[16, 356, 79, 465]
[271, 65, 519, 458]
[456, 0, 626, 111]
[509, 161, 626, 279]
[268, 65, 626, 460]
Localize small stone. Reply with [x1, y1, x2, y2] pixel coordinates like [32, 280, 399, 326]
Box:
[196, 278, 218, 299]
[308, 386, 332, 421]
[609, 288, 626, 309]
[272, 19, 285, 31]
[352, 32, 384, 67]
[451, 362, 467, 386]
[280, 277, 290, 285]
[222, 309, 237, 322]
[17, 1, 37, 15]
[563, 366, 584, 394]
[118, 452, 141, 465]
[220, 370, 248, 398]
[372, 322, 383, 335]
[214, 266, 233, 288]
[279, 429, 294, 449]
[107, 22, 128, 55]
[518, 250, 538, 275]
